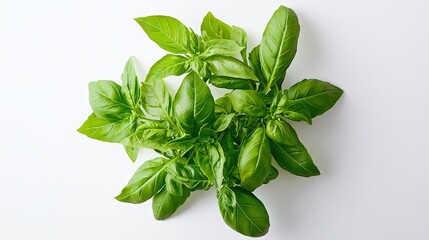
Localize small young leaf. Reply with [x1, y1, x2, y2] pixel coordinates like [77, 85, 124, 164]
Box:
[263, 165, 279, 184]
[124, 145, 139, 162]
[200, 39, 243, 58]
[213, 113, 235, 132]
[249, 45, 267, 87]
[121, 58, 140, 108]
[209, 76, 255, 90]
[135, 16, 194, 54]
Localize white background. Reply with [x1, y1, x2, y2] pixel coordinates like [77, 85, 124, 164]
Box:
[1, 0, 428, 239]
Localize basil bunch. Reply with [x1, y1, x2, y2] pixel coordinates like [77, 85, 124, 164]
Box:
[78, 5, 343, 237]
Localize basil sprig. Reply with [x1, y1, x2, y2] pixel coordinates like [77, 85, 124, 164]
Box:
[78, 5, 343, 237]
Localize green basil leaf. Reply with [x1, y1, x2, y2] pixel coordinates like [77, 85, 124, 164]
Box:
[196, 142, 225, 188]
[209, 76, 255, 90]
[287, 79, 343, 118]
[218, 186, 270, 237]
[152, 186, 190, 220]
[207, 56, 258, 81]
[260, 6, 300, 90]
[189, 28, 204, 54]
[249, 45, 267, 88]
[115, 157, 169, 203]
[173, 72, 215, 135]
[141, 80, 172, 119]
[263, 165, 279, 184]
[189, 58, 210, 78]
[238, 127, 271, 191]
[166, 162, 211, 191]
[227, 90, 267, 117]
[135, 16, 193, 54]
[121, 121, 169, 150]
[230, 26, 248, 63]
[165, 135, 196, 150]
[282, 101, 312, 124]
[201, 12, 232, 42]
[266, 119, 320, 176]
[201, 39, 243, 58]
[124, 145, 139, 162]
[121, 58, 140, 108]
[146, 54, 190, 82]
[89, 80, 132, 121]
[78, 113, 134, 143]
[213, 113, 235, 132]
[165, 174, 187, 196]
[215, 96, 233, 114]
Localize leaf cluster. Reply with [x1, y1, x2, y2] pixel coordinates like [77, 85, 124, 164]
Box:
[78, 5, 343, 237]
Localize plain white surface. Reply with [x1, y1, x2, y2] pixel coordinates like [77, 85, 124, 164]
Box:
[1, 0, 428, 239]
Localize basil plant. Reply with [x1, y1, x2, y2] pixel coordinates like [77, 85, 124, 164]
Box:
[78, 5, 343, 237]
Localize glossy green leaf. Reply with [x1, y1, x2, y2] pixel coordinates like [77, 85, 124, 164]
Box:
[78, 113, 134, 143]
[215, 96, 233, 114]
[115, 157, 169, 204]
[230, 26, 248, 63]
[89, 80, 132, 121]
[260, 6, 300, 91]
[209, 76, 255, 90]
[263, 165, 279, 184]
[207, 56, 258, 81]
[121, 121, 169, 150]
[121, 58, 140, 107]
[287, 79, 343, 118]
[141, 80, 172, 119]
[173, 72, 215, 135]
[152, 186, 190, 220]
[146, 54, 190, 82]
[213, 113, 235, 132]
[165, 174, 187, 196]
[201, 39, 243, 58]
[282, 101, 312, 124]
[196, 142, 225, 187]
[266, 119, 320, 176]
[249, 45, 267, 87]
[218, 186, 270, 237]
[201, 12, 232, 41]
[124, 145, 139, 162]
[166, 162, 211, 191]
[227, 90, 267, 117]
[238, 127, 271, 191]
[135, 16, 193, 54]
[165, 135, 196, 150]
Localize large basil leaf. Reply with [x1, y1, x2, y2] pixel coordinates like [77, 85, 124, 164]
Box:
[89, 80, 132, 121]
[260, 6, 300, 91]
[152, 186, 190, 220]
[218, 186, 270, 237]
[146, 54, 190, 82]
[121, 121, 169, 151]
[166, 162, 211, 191]
[121, 58, 140, 108]
[287, 79, 343, 118]
[201, 12, 232, 41]
[173, 72, 215, 135]
[207, 56, 258, 81]
[135, 16, 194, 54]
[266, 119, 320, 176]
[115, 157, 169, 203]
[209, 76, 255, 90]
[227, 90, 267, 117]
[78, 113, 135, 143]
[165, 174, 187, 196]
[200, 39, 243, 58]
[238, 127, 271, 191]
[141, 80, 172, 119]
